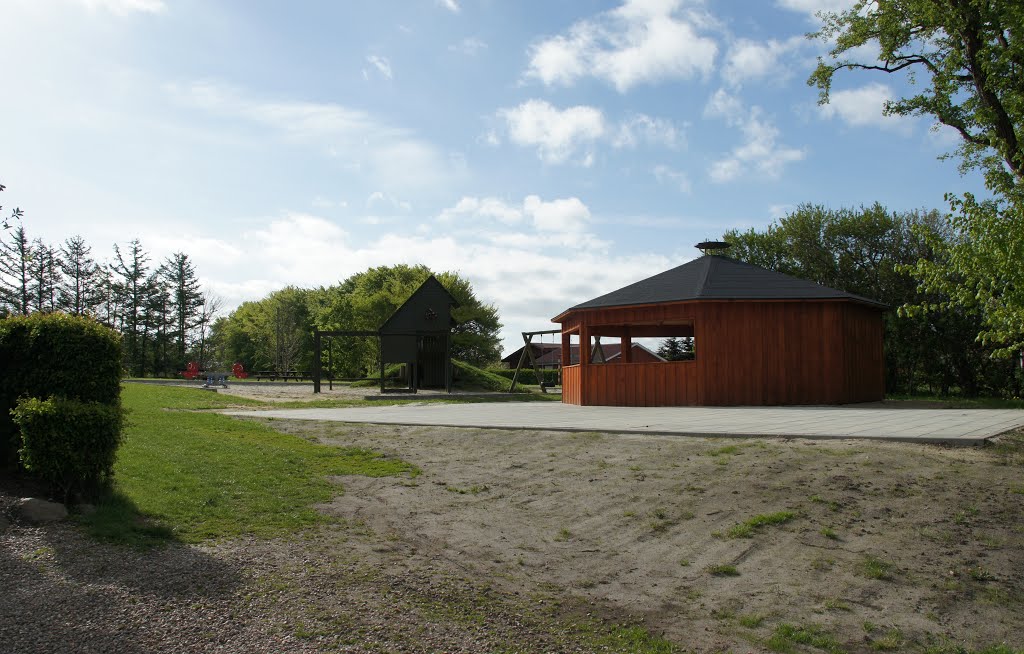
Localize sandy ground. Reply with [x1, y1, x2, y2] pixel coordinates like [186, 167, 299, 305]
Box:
[5, 382, 1021, 652]
[215, 383, 1024, 651]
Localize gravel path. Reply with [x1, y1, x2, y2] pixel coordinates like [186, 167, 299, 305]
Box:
[0, 497, 641, 653]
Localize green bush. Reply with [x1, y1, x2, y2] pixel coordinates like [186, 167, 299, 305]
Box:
[12, 396, 124, 501]
[485, 367, 561, 386]
[0, 313, 122, 464]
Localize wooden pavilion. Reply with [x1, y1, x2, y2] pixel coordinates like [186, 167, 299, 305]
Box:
[553, 250, 886, 406]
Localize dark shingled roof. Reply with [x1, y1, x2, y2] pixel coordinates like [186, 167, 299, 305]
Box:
[564, 256, 887, 312]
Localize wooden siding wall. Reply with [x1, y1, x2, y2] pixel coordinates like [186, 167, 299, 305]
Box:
[580, 361, 697, 406]
[562, 365, 581, 405]
[559, 300, 884, 406]
[840, 303, 885, 402]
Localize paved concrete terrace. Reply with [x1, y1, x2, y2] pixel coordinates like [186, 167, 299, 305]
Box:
[225, 403, 1024, 445]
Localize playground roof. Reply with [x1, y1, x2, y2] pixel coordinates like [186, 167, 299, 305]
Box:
[561, 255, 886, 314]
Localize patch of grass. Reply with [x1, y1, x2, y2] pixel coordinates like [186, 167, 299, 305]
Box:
[728, 511, 797, 538]
[705, 444, 742, 456]
[922, 638, 1024, 654]
[954, 506, 981, 525]
[81, 384, 416, 546]
[595, 624, 677, 653]
[554, 527, 573, 542]
[707, 564, 740, 577]
[870, 627, 905, 651]
[739, 614, 766, 628]
[446, 484, 490, 495]
[823, 598, 851, 611]
[767, 623, 844, 653]
[678, 559, 690, 567]
[861, 555, 895, 581]
[820, 527, 839, 540]
[810, 495, 844, 512]
[968, 566, 994, 581]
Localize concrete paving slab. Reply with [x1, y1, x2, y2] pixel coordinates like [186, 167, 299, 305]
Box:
[224, 403, 1024, 445]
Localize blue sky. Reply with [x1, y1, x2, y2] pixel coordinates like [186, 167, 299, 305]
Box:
[1, 0, 985, 354]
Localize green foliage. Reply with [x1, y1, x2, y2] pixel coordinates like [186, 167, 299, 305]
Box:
[904, 193, 1024, 357]
[216, 265, 503, 380]
[657, 337, 694, 361]
[0, 313, 123, 463]
[453, 360, 528, 392]
[809, 0, 1024, 194]
[225, 286, 314, 373]
[486, 367, 561, 386]
[808, 1, 1024, 365]
[12, 396, 123, 501]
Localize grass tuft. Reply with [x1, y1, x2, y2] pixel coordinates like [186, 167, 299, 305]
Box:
[861, 555, 895, 580]
[767, 623, 844, 653]
[707, 564, 740, 577]
[728, 511, 797, 538]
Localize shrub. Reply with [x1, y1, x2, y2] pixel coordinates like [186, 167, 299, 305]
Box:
[12, 396, 124, 501]
[0, 313, 122, 463]
[485, 367, 561, 386]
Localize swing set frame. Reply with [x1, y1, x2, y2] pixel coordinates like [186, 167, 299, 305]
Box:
[507, 329, 563, 393]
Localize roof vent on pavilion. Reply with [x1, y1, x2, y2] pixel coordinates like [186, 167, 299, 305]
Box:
[695, 240, 731, 256]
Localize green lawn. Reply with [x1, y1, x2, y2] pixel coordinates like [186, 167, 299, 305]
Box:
[82, 384, 416, 547]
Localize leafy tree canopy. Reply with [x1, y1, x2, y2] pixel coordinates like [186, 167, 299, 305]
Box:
[809, 0, 1024, 194]
[809, 0, 1024, 355]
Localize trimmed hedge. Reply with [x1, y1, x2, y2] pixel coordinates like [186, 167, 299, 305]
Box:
[0, 313, 123, 467]
[12, 397, 124, 500]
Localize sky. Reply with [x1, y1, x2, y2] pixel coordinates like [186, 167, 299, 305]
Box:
[1, 0, 987, 355]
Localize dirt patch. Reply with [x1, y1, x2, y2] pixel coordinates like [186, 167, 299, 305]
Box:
[262, 419, 1024, 653]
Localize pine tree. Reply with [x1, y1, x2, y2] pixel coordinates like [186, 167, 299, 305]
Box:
[159, 252, 205, 369]
[0, 225, 33, 316]
[59, 235, 102, 316]
[680, 336, 695, 360]
[111, 239, 154, 376]
[29, 238, 62, 313]
[658, 337, 683, 361]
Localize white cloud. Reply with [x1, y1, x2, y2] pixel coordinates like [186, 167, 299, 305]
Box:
[703, 88, 744, 122]
[819, 82, 910, 131]
[704, 89, 805, 182]
[498, 100, 606, 164]
[497, 101, 682, 164]
[652, 165, 691, 192]
[438, 0, 460, 13]
[312, 196, 348, 209]
[437, 194, 605, 249]
[613, 113, 683, 149]
[768, 203, 795, 220]
[205, 209, 673, 354]
[75, 0, 166, 14]
[439, 197, 523, 225]
[722, 37, 804, 87]
[366, 191, 411, 212]
[449, 37, 487, 56]
[525, 0, 719, 92]
[166, 80, 454, 190]
[366, 55, 393, 80]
